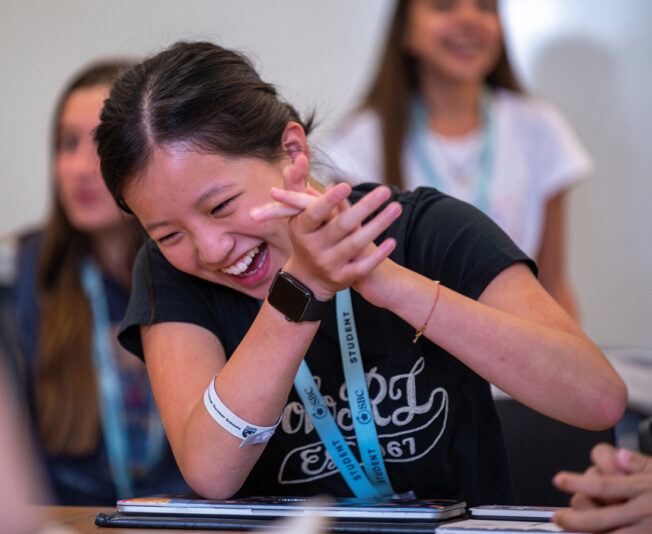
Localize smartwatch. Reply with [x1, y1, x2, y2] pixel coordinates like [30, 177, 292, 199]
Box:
[267, 269, 332, 322]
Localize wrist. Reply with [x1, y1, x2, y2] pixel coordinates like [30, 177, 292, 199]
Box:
[267, 268, 333, 322]
[280, 259, 335, 302]
[353, 258, 403, 309]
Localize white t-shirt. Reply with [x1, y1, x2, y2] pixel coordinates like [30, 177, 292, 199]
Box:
[321, 89, 593, 258]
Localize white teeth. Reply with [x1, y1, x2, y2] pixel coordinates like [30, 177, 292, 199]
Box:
[221, 246, 260, 276]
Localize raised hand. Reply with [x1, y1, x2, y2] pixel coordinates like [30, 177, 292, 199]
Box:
[251, 177, 401, 301]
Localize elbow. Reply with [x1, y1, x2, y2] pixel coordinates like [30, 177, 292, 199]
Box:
[179, 455, 245, 500]
[586, 375, 628, 431]
[183, 464, 242, 500]
[187, 480, 237, 501]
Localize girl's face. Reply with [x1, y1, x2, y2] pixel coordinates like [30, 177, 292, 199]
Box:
[402, 0, 503, 85]
[56, 86, 126, 234]
[124, 146, 294, 300]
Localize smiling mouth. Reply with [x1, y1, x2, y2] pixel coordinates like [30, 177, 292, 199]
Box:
[221, 244, 268, 277]
[443, 36, 485, 56]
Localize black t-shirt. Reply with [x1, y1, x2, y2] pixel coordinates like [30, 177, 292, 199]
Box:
[120, 185, 536, 506]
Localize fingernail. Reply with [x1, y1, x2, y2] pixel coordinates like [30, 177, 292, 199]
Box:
[375, 185, 390, 199]
[616, 447, 633, 465]
[334, 183, 350, 199]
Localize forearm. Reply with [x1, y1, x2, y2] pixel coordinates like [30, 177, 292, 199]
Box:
[213, 301, 318, 424]
[366, 261, 626, 429]
[149, 302, 320, 498]
[174, 185, 401, 496]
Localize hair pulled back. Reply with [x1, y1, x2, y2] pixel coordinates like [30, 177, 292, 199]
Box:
[96, 41, 312, 212]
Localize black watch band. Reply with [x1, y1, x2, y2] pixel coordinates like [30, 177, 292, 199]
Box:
[267, 270, 332, 322]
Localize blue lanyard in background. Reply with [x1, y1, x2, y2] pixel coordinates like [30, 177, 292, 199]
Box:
[411, 90, 494, 214]
[293, 289, 395, 498]
[80, 258, 164, 498]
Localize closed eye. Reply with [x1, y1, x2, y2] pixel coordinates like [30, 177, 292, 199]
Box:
[211, 194, 240, 215]
[157, 232, 180, 244]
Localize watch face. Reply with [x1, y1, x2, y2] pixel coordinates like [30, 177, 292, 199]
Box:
[268, 271, 312, 321]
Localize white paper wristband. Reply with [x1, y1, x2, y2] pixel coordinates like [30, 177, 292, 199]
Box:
[203, 375, 281, 448]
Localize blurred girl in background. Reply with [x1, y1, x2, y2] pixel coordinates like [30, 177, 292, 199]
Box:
[324, 0, 592, 319]
[8, 60, 188, 505]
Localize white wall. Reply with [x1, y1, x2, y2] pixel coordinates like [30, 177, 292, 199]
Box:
[501, 0, 652, 348]
[0, 0, 394, 235]
[1, 0, 650, 347]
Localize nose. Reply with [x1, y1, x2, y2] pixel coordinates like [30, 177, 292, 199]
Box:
[456, 0, 482, 19]
[74, 139, 102, 180]
[195, 232, 235, 269]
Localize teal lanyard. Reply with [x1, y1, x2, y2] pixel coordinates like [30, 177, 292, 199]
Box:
[80, 258, 165, 498]
[411, 90, 494, 214]
[293, 289, 395, 498]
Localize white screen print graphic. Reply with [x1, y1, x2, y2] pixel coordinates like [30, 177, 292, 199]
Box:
[278, 357, 449, 485]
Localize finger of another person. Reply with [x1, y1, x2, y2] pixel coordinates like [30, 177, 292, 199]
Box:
[615, 448, 652, 474]
[553, 502, 636, 533]
[570, 492, 601, 510]
[591, 443, 623, 476]
[554, 471, 651, 501]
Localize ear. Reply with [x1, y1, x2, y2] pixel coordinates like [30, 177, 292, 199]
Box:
[280, 122, 311, 192]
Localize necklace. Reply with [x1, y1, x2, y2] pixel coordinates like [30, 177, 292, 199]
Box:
[410, 90, 494, 214]
[431, 130, 482, 187]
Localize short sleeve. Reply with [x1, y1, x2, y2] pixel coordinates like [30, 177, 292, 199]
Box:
[526, 99, 593, 200]
[118, 240, 256, 360]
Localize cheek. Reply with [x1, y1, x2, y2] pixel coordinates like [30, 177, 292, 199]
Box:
[482, 15, 503, 45]
[484, 23, 504, 63]
[158, 243, 197, 276]
[99, 197, 126, 221]
[404, 15, 449, 60]
[55, 156, 71, 187]
[54, 169, 73, 205]
[96, 181, 119, 206]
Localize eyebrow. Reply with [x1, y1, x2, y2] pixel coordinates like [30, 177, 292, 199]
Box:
[144, 185, 231, 233]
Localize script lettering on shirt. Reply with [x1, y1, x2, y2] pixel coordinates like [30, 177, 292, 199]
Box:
[278, 357, 449, 485]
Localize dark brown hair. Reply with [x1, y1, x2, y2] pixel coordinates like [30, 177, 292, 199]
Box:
[363, 0, 522, 189]
[95, 41, 313, 212]
[36, 59, 143, 455]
